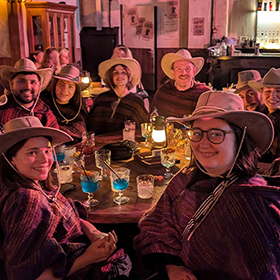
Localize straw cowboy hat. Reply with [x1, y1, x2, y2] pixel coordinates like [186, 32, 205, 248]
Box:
[98, 58, 141, 88]
[0, 58, 53, 92]
[53, 64, 90, 91]
[248, 68, 280, 93]
[0, 116, 73, 154]
[167, 90, 274, 154]
[235, 70, 262, 93]
[161, 49, 204, 79]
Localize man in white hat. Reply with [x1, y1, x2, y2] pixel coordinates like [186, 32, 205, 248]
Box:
[249, 67, 280, 162]
[151, 49, 210, 118]
[0, 58, 59, 131]
[235, 69, 267, 113]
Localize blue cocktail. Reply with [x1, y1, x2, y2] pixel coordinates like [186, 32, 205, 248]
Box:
[111, 167, 130, 205]
[80, 171, 99, 208]
[113, 178, 129, 190]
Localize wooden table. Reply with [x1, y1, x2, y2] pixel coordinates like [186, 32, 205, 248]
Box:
[63, 132, 188, 224]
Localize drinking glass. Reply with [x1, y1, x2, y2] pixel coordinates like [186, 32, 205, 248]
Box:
[80, 170, 99, 208]
[82, 132, 95, 157]
[53, 144, 65, 162]
[111, 167, 130, 205]
[136, 174, 154, 199]
[141, 123, 152, 147]
[95, 149, 111, 180]
[123, 120, 136, 141]
[160, 148, 176, 179]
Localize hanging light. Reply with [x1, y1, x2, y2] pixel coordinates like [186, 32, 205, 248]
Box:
[151, 116, 167, 149]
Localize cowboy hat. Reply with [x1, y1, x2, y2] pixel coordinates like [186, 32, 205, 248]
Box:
[235, 70, 262, 93]
[167, 90, 274, 154]
[98, 58, 141, 88]
[0, 58, 53, 91]
[53, 64, 90, 91]
[161, 49, 204, 79]
[248, 68, 280, 93]
[0, 116, 73, 154]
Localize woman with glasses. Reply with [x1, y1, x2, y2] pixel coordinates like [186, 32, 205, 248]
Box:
[134, 91, 280, 280]
[87, 57, 148, 135]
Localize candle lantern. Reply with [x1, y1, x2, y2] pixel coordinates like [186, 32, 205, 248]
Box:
[151, 116, 167, 149]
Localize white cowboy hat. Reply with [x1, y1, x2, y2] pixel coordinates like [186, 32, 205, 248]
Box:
[161, 49, 204, 79]
[53, 64, 90, 91]
[167, 90, 274, 155]
[0, 58, 53, 91]
[248, 68, 280, 93]
[0, 116, 73, 154]
[98, 58, 141, 88]
[235, 70, 262, 93]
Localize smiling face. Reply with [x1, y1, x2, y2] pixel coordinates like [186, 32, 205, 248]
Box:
[191, 118, 236, 176]
[11, 137, 53, 183]
[10, 73, 41, 107]
[171, 60, 196, 91]
[112, 65, 129, 87]
[55, 79, 76, 104]
[238, 88, 263, 111]
[262, 87, 280, 113]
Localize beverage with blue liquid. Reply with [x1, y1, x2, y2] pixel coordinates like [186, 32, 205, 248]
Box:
[81, 178, 98, 193]
[80, 171, 100, 207]
[113, 178, 129, 190]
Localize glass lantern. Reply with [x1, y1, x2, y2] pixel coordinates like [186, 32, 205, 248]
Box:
[151, 116, 167, 149]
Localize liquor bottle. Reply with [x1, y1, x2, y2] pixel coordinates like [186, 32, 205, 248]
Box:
[264, 1, 268, 11]
[269, 2, 272, 11]
[276, 0, 280, 11]
[258, 0, 263, 11]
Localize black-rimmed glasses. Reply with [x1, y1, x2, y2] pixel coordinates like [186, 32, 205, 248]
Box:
[186, 128, 234, 144]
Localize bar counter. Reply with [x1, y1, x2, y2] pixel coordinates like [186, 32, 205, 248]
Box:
[209, 52, 280, 90]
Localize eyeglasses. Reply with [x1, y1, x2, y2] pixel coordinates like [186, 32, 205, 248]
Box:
[186, 128, 234, 144]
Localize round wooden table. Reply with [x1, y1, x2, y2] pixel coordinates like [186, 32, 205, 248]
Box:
[63, 132, 188, 224]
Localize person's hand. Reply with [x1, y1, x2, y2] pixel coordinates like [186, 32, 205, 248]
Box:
[166, 265, 197, 280]
[84, 235, 117, 263]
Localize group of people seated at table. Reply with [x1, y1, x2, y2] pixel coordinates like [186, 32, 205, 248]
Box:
[0, 45, 279, 279]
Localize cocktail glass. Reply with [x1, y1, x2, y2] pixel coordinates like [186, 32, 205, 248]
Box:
[160, 148, 176, 179]
[95, 149, 111, 180]
[111, 167, 130, 205]
[80, 170, 99, 208]
[141, 123, 152, 147]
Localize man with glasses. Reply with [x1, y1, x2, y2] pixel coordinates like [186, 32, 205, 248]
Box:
[249, 67, 280, 162]
[151, 49, 210, 118]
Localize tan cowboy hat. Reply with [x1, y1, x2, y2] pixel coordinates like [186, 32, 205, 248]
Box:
[167, 90, 274, 154]
[98, 58, 141, 88]
[0, 58, 53, 91]
[161, 49, 204, 79]
[248, 68, 280, 93]
[53, 64, 90, 91]
[0, 116, 73, 154]
[235, 70, 262, 93]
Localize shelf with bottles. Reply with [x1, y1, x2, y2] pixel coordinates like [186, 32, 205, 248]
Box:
[258, 0, 280, 11]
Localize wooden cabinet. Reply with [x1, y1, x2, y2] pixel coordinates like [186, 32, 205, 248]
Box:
[25, 2, 77, 63]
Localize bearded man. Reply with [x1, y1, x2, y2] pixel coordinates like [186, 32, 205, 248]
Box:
[0, 58, 59, 131]
[151, 49, 210, 118]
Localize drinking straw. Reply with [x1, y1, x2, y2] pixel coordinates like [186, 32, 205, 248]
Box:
[81, 165, 90, 181]
[103, 160, 122, 180]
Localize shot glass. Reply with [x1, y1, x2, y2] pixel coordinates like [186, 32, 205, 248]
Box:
[136, 174, 154, 199]
[58, 160, 73, 184]
[123, 120, 136, 141]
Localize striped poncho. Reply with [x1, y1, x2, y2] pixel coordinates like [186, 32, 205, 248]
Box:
[134, 168, 280, 279]
[0, 185, 92, 280]
[87, 89, 148, 135]
[151, 80, 211, 118]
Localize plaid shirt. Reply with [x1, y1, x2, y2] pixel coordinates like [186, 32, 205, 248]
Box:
[0, 185, 90, 280]
[0, 95, 59, 129]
